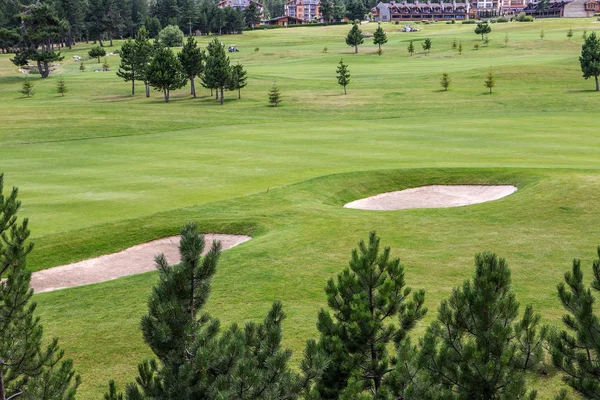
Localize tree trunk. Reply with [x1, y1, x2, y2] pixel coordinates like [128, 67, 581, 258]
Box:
[38, 60, 50, 78]
[145, 82, 150, 97]
[131, 79, 135, 96]
[220, 87, 224, 105]
[190, 77, 196, 98]
[238, 88, 241, 99]
[344, 85, 346, 95]
[355, 45, 358, 53]
[97, 56, 100, 63]
[215, 89, 219, 100]
[0, 370, 5, 400]
[99, 39, 104, 47]
[163, 88, 169, 103]
[596, 75, 599, 91]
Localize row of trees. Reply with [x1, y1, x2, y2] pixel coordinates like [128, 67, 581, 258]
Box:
[117, 30, 247, 103]
[4, 172, 600, 399]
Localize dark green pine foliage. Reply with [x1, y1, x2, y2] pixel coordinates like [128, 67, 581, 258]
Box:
[422, 38, 432, 54]
[89, 45, 106, 63]
[116, 39, 137, 95]
[243, 1, 262, 28]
[373, 23, 387, 53]
[474, 22, 491, 40]
[0, 174, 80, 400]
[178, 36, 204, 98]
[407, 40, 414, 56]
[315, 232, 427, 399]
[107, 222, 319, 399]
[203, 38, 230, 105]
[146, 44, 187, 103]
[579, 31, 600, 91]
[227, 62, 247, 99]
[345, 21, 364, 54]
[550, 247, 600, 398]
[406, 252, 545, 400]
[133, 27, 154, 98]
[336, 59, 350, 94]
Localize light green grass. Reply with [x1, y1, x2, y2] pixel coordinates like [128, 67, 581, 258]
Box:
[1, 18, 600, 398]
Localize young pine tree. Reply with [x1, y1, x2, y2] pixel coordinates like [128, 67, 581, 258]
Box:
[227, 63, 247, 99]
[440, 72, 451, 91]
[0, 174, 81, 400]
[550, 247, 600, 398]
[314, 232, 427, 399]
[583, 29, 588, 40]
[203, 38, 231, 105]
[403, 252, 545, 400]
[19, 80, 35, 98]
[540, 29, 545, 40]
[336, 59, 350, 94]
[146, 45, 187, 103]
[579, 31, 600, 91]
[567, 28, 573, 40]
[56, 78, 67, 96]
[106, 223, 319, 399]
[458, 41, 463, 55]
[345, 22, 364, 54]
[452, 37, 457, 49]
[268, 82, 281, 107]
[408, 40, 415, 56]
[89, 45, 106, 63]
[178, 36, 205, 98]
[485, 70, 496, 93]
[79, 61, 86, 71]
[373, 23, 387, 54]
[505, 33, 510, 47]
[422, 38, 432, 55]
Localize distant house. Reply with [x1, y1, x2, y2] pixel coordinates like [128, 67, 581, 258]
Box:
[521, 0, 599, 17]
[218, 0, 265, 17]
[473, 0, 502, 16]
[372, 1, 472, 22]
[501, 0, 527, 15]
[263, 15, 306, 25]
[285, 0, 321, 21]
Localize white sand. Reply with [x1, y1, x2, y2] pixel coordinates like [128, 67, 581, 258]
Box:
[343, 185, 517, 211]
[31, 234, 251, 293]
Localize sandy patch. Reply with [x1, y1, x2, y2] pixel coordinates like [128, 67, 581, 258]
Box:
[343, 185, 517, 211]
[31, 234, 251, 293]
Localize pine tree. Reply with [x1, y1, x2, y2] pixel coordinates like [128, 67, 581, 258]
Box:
[336, 59, 350, 94]
[550, 247, 600, 398]
[146, 45, 187, 102]
[452, 37, 457, 49]
[0, 174, 81, 400]
[116, 38, 137, 94]
[203, 38, 230, 105]
[579, 31, 600, 91]
[227, 63, 247, 99]
[345, 21, 364, 54]
[485, 70, 496, 93]
[474, 22, 491, 40]
[79, 61, 86, 71]
[408, 40, 414, 56]
[505, 33, 509, 47]
[56, 78, 67, 96]
[133, 27, 154, 98]
[19, 80, 35, 98]
[458, 41, 463, 55]
[106, 223, 319, 399]
[243, 1, 262, 28]
[89, 45, 106, 63]
[314, 232, 427, 399]
[268, 82, 281, 107]
[567, 28, 573, 40]
[178, 36, 204, 98]
[583, 29, 588, 40]
[373, 23, 387, 54]
[540, 29, 545, 40]
[440, 72, 451, 91]
[422, 38, 432, 54]
[404, 252, 544, 400]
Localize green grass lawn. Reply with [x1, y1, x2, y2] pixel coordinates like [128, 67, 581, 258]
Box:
[2, 18, 600, 398]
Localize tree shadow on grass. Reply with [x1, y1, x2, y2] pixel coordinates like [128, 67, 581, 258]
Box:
[565, 88, 599, 93]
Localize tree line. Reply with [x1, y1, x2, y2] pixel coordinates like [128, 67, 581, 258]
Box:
[4, 174, 600, 399]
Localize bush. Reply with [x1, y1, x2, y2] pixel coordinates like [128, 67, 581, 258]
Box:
[515, 12, 534, 22]
[462, 19, 477, 24]
[496, 16, 509, 22]
[159, 25, 184, 47]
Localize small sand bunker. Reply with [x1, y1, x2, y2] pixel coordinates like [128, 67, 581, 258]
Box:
[31, 234, 251, 293]
[343, 185, 517, 211]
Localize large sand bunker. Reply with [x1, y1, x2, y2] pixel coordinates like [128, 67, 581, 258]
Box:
[31, 234, 251, 293]
[343, 185, 517, 211]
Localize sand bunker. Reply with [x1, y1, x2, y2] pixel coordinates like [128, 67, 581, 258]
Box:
[31, 234, 251, 293]
[343, 185, 517, 211]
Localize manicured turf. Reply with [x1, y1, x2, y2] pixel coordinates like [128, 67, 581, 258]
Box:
[1, 18, 600, 398]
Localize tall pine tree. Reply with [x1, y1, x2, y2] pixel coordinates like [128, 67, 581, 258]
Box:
[203, 38, 230, 105]
[345, 21, 363, 54]
[373, 23, 387, 54]
[178, 36, 204, 98]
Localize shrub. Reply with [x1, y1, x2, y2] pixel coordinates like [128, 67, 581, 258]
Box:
[462, 19, 477, 24]
[496, 16, 509, 22]
[515, 12, 534, 22]
[158, 25, 184, 47]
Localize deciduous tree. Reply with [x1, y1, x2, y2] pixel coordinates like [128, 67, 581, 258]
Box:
[158, 24, 184, 47]
[579, 31, 600, 91]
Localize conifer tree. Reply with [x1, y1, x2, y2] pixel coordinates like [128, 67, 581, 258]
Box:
[458, 41, 463, 55]
[314, 232, 427, 399]
[268, 82, 281, 107]
[56, 78, 68, 96]
[540, 29, 545, 40]
[146, 45, 187, 102]
[403, 252, 544, 400]
[505, 33, 509, 47]
[116, 38, 137, 94]
[19, 80, 35, 98]
[440, 72, 451, 91]
[106, 223, 321, 399]
[227, 62, 247, 99]
[0, 174, 80, 400]
[79, 61, 86, 71]
[408, 40, 414, 56]
[133, 28, 154, 98]
[345, 21, 364, 54]
[474, 22, 491, 40]
[550, 247, 600, 398]
[243, 1, 262, 27]
[567, 28, 573, 40]
[485, 70, 496, 93]
[452, 37, 457, 49]
[373, 23, 387, 54]
[422, 38, 432, 55]
[336, 59, 350, 94]
[203, 38, 230, 105]
[89, 45, 106, 63]
[579, 31, 600, 91]
[178, 36, 204, 98]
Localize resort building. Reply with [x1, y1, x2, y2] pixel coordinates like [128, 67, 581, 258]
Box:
[217, 0, 265, 17]
[372, 1, 472, 22]
[284, 0, 321, 21]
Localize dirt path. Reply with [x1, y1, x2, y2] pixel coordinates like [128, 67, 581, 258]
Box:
[31, 234, 251, 293]
[343, 185, 517, 211]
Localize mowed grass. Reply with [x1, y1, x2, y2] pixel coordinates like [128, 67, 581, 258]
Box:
[0, 18, 599, 398]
